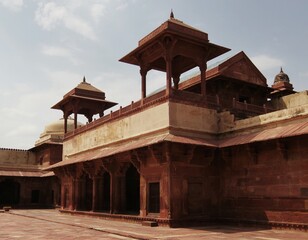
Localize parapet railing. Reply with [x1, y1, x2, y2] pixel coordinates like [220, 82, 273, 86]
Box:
[65, 90, 274, 138]
[232, 98, 274, 116]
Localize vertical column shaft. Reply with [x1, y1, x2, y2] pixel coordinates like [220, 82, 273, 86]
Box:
[200, 61, 207, 96]
[166, 56, 172, 96]
[141, 71, 147, 100]
[61, 182, 65, 209]
[92, 177, 98, 211]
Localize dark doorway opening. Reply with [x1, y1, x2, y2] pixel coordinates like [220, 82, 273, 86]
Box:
[0, 179, 20, 206]
[125, 164, 140, 214]
[102, 171, 110, 211]
[78, 173, 93, 211]
[149, 182, 160, 213]
[239, 96, 251, 104]
[31, 190, 40, 204]
[84, 174, 93, 211]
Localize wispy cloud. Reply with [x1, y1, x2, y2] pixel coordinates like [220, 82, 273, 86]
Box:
[90, 3, 106, 22]
[35, 1, 97, 40]
[41, 45, 82, 65]
[0, 0, 23, 12]
[251, 54, 284, 71]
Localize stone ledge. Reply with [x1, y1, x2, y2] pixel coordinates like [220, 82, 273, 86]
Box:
[141, 221, 158, 227]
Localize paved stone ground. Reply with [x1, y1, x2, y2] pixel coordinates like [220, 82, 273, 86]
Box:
[0, 210, 307, 239]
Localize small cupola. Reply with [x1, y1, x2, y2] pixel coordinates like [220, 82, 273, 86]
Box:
[271, 67, 295, 98]
[52, 77, 117, 133]
[274, 67, 290, 84]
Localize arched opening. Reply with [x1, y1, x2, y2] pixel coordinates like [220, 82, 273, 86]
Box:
[79, 173, 93, 211]
[102, 171, 110, 211]
[0, 179, 20, 206]
[125, 164, 140, 214]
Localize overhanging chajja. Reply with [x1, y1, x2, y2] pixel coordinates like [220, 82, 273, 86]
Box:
[46, 133, 217, 170]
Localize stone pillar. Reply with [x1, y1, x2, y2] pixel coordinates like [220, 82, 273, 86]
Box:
[173, 74, 180, 90]
[74, 179, 81, 210]
[199, 61, 207, 96]
[64, 113, 68, 133]
[165, 54, 172, 96]
[74, 112, 78, 129]
[61, 183, 65, 209]
[139, 175, 147, 217]
[166, 142, 172, 219]
[92, 177, 98, 211]
[140, 66, 148, 100]
[70, 178, 75, 210]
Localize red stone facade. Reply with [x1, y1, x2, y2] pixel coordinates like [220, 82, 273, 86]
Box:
[44, 15, 308, 229]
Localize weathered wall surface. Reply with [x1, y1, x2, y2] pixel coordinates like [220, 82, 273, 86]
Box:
[219, 135, 308, 224]
[0, 148, 36, 166]
[63, 101, 219, 158]
[219, 91, 308, 134]
[169, 101, 219, 136]
[63, 102, 170, 157]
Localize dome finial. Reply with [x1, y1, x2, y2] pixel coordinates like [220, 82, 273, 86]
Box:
[170, 9, 174, 19]
[274, 67, 290, 84]
[83, 76, 86, 83]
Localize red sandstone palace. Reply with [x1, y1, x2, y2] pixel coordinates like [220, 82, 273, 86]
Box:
[1, 14, 308, 229]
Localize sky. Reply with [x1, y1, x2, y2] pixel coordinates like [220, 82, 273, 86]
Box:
[0, 0, 307, 149]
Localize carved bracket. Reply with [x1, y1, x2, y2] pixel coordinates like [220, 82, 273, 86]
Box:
[82, 161, 95, 178]
[246, 144, 258, 164]
[276, 139, 288, 161]
[148, 144, 162, 165]
[102, 157, 116, 174]
[185, 145, 196, 164]
[130, 150, 141, 174]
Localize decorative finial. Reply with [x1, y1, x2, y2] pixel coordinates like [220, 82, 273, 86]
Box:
[170, 9, 174, 19]
[280, 67, 283, 73]
[83, 76, 86, 83]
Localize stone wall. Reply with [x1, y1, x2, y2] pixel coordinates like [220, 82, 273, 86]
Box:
[0, 148, 36, 166]
[219, 135, 308, 224]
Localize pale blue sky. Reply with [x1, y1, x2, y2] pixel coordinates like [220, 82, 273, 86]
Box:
[0, 0, 307, 149]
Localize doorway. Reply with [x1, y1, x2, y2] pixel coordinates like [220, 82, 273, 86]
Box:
[149, 182, 160, 213]
[125, 164, 140, 213]
[0, 179, 20, 206]
[102, 171, 110, 211]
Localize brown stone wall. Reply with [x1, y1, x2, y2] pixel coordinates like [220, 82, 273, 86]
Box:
[0, 148, 36, 165]
[0, 176, 59, 208]
[167, 143, 220, 221]
[219, 135, 308, 224]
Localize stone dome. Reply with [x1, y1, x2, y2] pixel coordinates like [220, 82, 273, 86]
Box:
[43, 117, 82, 134]
[274, 67, 290, 84]
[35, 117, 83, 146]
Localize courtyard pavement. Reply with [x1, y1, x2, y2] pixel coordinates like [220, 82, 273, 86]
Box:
[0, 209, 307, 239]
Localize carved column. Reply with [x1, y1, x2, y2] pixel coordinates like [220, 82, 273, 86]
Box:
[140, 65, 148, 101]
[92, 176, 98, 211]
[70, 178, 75, 210]
[162, 36, 175, 97]
[102, 158, 116, 214]
[165, 142, 172, 219]
[199, 61, 207, 96]
[63, 112, 69, 133]
[173, 73, 180, 90]
[165, 54, 172, 96]
[61, 182, 65, 209]
[74, 178, 81, 210]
